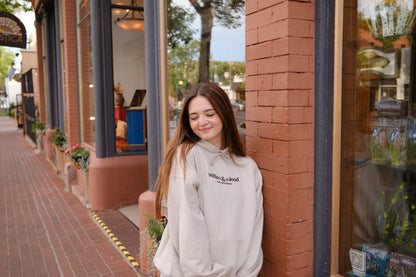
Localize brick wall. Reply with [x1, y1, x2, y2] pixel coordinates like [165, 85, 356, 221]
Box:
[62, 0, 80, 147]
[245, 1, 315, 276]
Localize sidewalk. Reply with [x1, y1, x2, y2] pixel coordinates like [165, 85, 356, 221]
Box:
[0, 116, 140, 277]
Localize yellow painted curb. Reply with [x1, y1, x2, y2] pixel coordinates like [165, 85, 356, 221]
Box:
[90, 212, 141, 274]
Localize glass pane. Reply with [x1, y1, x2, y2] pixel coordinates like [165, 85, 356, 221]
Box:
[77, 13, 95, 147]
[339, 0, 416, 276]
[111, 0, 146, 153]
[79, 0, 90, 20]
[167, 0, 246, 144]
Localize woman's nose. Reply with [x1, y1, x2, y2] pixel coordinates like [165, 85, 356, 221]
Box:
[198, 116, 208, 125]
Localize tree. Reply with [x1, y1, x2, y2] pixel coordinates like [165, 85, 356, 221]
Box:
[189, 0, 245, 82]
[167, 0, 196, 48]
[211, 60, 245, 85]
[0, 0, 32, 13]
[168, 40, 200, 101]
[0, 47, 16, 89]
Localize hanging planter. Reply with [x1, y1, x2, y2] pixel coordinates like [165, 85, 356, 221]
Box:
[70, 160, 81, 170]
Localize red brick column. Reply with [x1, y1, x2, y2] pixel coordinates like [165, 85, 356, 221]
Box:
[246, 1, 315, 276]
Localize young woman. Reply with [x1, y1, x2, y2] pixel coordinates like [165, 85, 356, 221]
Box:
[154, 82, 264, 277]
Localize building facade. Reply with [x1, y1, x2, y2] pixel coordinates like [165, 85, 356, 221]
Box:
[28, 0, 416, 276]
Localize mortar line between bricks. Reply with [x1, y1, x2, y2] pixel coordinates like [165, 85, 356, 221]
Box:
[90, 212, 143, 277]
[29, 184, 66, 277]
[31, 172, 92, 276]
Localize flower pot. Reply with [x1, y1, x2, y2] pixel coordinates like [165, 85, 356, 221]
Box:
[36, 129, 45, 136]
[55, 145, 66, 153]
[116, 94, 124, 107]
[71, 160, 81, 170]
[349, 248, 366, 277]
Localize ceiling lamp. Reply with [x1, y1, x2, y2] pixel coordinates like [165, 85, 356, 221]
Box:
[115, 0, 144, 31]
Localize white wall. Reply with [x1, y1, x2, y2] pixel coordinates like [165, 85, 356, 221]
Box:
[111, 14, 146, 107]
[4, 78, 22, 107]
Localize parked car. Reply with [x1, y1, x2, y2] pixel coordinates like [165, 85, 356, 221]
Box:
[237, 121, 246, 144]
[230, 99, 245, 111]
[374, 99, 407, 118]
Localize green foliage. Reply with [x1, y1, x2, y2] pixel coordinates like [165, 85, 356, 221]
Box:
[167, 0, 196, 48]
[31, 121, 46, 134]
[139, 214, 167, 277]
[8, 102, 16, 117]
[210, 60, 245, 85]
[47, 128, 67, 148]
[0, 47, 16, 89]
[376, 183, 416, 255]
[168, 40, 200, 97]
[144, 213, 167, 243]
[65, 144, 90, 171]
[209, 0, 245, 28]
[0, 0, 33, 13]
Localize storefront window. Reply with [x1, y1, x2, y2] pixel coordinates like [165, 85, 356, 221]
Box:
[111, 0, 146, 153]
[59, 0, 67, 132]
[339, 0, 416, 275]
[77, 0, 95, 147]
[167, 0, 246, 143]
[41, 22, 48, 123]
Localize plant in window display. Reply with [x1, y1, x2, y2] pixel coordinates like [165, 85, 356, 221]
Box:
[371, 128, 389, 164]
[406, 126, 416, 164]
[116, 138, 129, 152]
[375, 183, 416, 255]
[389, 128, 407, 166]
[114, 81, 125, 107]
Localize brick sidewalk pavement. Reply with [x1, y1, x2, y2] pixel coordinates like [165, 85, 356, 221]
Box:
[0, 116, 139, 277]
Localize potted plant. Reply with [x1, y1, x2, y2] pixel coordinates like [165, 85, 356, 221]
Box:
[375, 183, 415, 255]
[65, 144, 91, 207]
[114, 81, 124, 107]
[389, 127, 407, 166]
[407, 125, 416, 164]
[65, 144, 90, 172]
[116, 138, 129, 152]
[371, 128, 389, 164]
[31, 121, 47, 136]
[140, 214, 167, 277]
[48, 128, 67, 151]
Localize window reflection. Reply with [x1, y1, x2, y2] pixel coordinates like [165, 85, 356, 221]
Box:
[77, 1, 95, 147]
[111, 0, 146, 153]
[167, 0, 246, 144]
[339, 0, 416, 275]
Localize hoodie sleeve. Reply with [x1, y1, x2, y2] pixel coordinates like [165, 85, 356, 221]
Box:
[237, 164, 264, 277]
[165, 150, 233, 277]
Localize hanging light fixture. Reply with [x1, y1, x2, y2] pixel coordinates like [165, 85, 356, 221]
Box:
[115, 0, 144, 31]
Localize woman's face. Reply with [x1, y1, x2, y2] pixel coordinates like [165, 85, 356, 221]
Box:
[188, 95, 224, 149]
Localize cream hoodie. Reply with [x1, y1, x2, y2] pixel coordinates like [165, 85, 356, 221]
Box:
[154, 140, 264, 277]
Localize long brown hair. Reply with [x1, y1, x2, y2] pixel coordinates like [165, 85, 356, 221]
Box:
[155, 82, 245, 218]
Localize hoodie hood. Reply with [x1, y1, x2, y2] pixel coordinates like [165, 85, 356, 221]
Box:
[196, 140, 230, 166]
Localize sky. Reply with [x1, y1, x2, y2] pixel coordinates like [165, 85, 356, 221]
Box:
[6, 10, 36, 73]
[6, 0, 245, 70]
[173, 0, 245, 62]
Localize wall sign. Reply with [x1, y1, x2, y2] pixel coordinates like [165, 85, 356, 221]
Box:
[0, 11, 27, 48]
